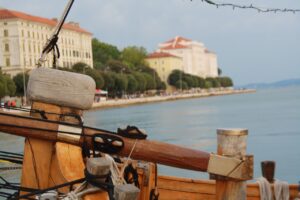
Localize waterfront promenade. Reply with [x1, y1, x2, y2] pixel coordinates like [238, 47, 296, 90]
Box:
[92, 88, 255, 109]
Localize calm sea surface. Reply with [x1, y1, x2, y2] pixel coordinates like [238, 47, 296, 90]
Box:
[1, 86, 299, 183]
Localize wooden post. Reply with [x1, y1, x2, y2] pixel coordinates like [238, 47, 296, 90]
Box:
[21, 68, 108, 200]
[215, 128, 248, 200]
[261, 161, 275, 183]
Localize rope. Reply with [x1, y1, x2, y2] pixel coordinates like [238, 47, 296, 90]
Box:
[120, 139, 138, 177]
[61, 181, 100, 200]
[37, 0, 75, 68]
[104, 154, 126, 186]
[256, 177, 290, 200]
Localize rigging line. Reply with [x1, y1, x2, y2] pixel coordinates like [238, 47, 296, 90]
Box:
[0, 151, 23, 157]
[193, 0, 300, 13]
[37, 0, 75, 67]
[120, 139, 138, 177]
[0, 111, 116, 135]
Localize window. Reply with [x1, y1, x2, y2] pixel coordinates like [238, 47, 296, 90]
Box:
[28, 44, 31, 52]
[21, 30, 24, 37]
[6, 58, 10, 66]
[4, 22, 7, 25]
[4, 30, 8, 37]
[4, 43, 9, 52]
[28, 31, 30, 38]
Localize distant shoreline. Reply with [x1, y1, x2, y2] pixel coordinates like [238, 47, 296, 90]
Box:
[91, 88, 256, 110]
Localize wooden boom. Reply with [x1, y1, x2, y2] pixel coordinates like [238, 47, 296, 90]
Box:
[0, 112, 253, 180]
[0, 112, 210, 172]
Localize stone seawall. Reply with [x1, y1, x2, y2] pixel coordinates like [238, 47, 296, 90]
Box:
[92, 89, 256, 110]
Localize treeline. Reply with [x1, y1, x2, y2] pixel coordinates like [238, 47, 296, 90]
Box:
[0, 71, 16, 99]
[168, 70, 233, 90]
[0, 70, 31, 99]
[56, 38, 166, 97]
[59, 62, 166, 97]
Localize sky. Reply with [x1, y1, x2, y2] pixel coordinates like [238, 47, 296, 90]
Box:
[1, 0, 300, 85]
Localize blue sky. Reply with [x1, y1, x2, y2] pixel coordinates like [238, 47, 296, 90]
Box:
[1, 0, 300, 85]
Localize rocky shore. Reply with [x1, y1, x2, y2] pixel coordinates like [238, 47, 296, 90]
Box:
[92, 88, 255, 110]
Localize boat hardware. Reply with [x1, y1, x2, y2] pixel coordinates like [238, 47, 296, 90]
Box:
[117, 126, 148, 139]
[93, 134, 125, 154]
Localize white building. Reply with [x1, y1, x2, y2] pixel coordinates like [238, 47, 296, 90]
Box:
[158, 36, 218, 78]
[0, 8, 93, 76]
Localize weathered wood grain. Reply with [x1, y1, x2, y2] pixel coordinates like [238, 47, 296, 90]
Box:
[27, 67, 95, 110]
[215, 128, 249, 200]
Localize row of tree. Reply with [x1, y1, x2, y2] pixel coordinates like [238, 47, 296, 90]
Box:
[168, 70, 233, 90]
[0, 38, 234, 99]
[59, 62, 166, 97]
[0, 70, 30, 99]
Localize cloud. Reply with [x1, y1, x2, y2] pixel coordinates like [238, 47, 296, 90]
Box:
[1, 0, 300, 84]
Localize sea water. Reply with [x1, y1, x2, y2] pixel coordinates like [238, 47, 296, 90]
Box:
[0, 86, 299, 183]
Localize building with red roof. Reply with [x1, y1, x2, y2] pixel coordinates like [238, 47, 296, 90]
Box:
[145, 52, 183, 89]
[157, 36, 218, 78]
[0, 8, 93, 76]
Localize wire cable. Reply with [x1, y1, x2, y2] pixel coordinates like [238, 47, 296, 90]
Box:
[192, 0, 300, 13]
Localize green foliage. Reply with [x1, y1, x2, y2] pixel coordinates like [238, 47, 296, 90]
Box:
[143, 73, 156, 90]
[114, 74, 128, 95]
[85, 68, 104, 89]
[183, 75, 196, 88]
[102, 72, 116, 91]
[13, 73, 29, 96]
[133, 72, 146, 92]
[127, 75, 138, 94]
[175, 80, 188, 90]
[168, 70, 233, 90]
[217, 76, 234, 87]
[206, 77, 221, 88]
[0, 81, 5, 98]
[196, 77, 205, 88]
[106, 60, 130, 73]
[218, 68, 222, 76]
[92, 38, 120, 68]
[90, 38, 165, 95]
[168, 70, 181, 86]
[121, 46, 147, 69]
[72, 62, 90, 73]
[158, 82, 167, 90]
[0, 72, 16, 98]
